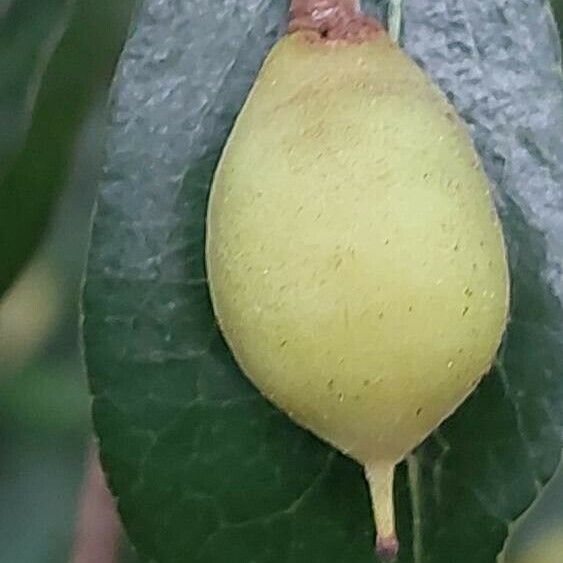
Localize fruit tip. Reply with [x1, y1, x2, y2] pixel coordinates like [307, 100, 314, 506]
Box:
[376, 534, 399, 561]
[365, 462, 398, 562]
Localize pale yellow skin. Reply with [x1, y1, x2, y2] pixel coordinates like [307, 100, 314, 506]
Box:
[206, 30, 509, 548]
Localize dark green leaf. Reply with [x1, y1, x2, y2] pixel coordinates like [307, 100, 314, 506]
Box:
[0, 0, 134, 296]
[0, 0, 72, 295]
[0, 0, 71, 172]
[83, 1, 563, 562]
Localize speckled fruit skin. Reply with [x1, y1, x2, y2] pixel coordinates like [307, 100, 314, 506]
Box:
[205, 30, 509, 541]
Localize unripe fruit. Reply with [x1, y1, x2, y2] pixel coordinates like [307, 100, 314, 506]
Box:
[206, 1, 509, 558]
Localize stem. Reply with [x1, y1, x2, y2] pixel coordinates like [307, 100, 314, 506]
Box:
[70, 442, 122, 563]
[387, 0, 403, 43]
[289, 0, 383, 41]
[365, 461, 399, 561]
[290, 0, 360, 13]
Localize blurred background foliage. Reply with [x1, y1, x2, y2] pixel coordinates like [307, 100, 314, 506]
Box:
[0, 0, 134, 560]
[0, 1, 561, 562]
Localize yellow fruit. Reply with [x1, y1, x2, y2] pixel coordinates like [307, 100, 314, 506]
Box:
[206, 4, 509, 558]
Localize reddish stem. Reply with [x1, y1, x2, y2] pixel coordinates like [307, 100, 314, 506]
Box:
[289, 0, 383, 41]
[70, 443, 122, 563]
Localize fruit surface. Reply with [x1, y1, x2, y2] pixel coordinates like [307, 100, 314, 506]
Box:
[206, 25, 509, 558]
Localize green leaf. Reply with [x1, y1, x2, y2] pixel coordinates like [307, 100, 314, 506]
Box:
[0, 0, 71, 172]
[83, 1, 563, 562]
[0, 0, 72, 295]
[0, 0, 133, 296]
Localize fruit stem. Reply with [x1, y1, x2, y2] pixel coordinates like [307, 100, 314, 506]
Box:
[365, 461, 399, 561]
[387, 0, 403, 43]
[288, 0, 383, 41]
